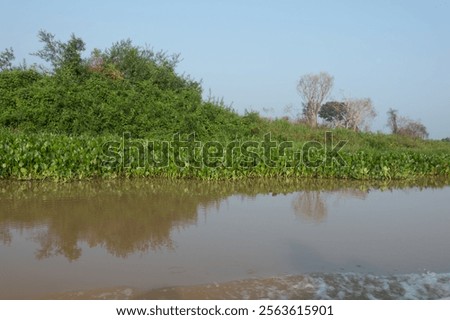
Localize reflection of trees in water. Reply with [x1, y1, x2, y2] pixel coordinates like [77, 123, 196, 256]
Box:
[293, 191, 327, 223]
[0, 225, 12, 245]
[0, 179, 226, 260]
[292, 188, 369, 223]
[0, 177, 447, 260]
[0, 191, 209, 261]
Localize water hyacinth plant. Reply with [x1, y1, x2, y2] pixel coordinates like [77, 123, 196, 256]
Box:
[1, 130, 448, 181]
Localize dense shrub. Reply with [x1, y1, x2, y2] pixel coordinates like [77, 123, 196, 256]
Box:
[0, 32, 249, 140]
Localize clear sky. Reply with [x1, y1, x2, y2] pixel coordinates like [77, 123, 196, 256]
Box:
[1, 0, 449, 138]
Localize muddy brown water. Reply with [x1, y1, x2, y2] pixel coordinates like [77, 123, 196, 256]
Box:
[0, 178, 449, 299]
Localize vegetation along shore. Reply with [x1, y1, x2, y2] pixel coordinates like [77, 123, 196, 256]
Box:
[0, 32, 449, 181]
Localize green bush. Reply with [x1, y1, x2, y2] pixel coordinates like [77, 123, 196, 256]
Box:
[0, 32, 251, 140]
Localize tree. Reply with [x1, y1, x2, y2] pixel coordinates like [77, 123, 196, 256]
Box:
[387, 108, 398, 134]
[88, 39, 200, 92]
[32, 30, 86, 74]
[397, 117, 428, 139]
[342, 98, 376, 131]
[296, 72, 334, 127]
[318, 101, 347, 127]
[0, 47, 15, 71]
[387, 109, 428, 139]
[319, 98, 376, 131]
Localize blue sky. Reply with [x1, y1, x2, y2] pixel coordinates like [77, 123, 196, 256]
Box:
[2, 0, 449, 138]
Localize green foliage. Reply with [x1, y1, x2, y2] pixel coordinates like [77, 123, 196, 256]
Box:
[0, 31, 448, 182]
[0, 47, 15, 71]
[319, 101, 346, 124]
[0, 31, 252, 140]
[0, 129, 448, 181]
[32, 30, 86, 74]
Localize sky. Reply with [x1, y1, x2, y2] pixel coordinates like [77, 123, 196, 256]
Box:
[1, 0, 449, 139]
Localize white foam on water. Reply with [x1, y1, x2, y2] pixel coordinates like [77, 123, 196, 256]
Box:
[45, 272, 450, 300]
[259, 272, 450, 300]
[155, 271, 450, 300]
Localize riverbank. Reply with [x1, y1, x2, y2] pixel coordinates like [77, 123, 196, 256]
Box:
[0, 129, 448, 181]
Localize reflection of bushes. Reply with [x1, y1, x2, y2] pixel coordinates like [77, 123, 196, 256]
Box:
[32, 194, 200, 260]
[0, 181, 208, 260]
[0, 177, 448, 260]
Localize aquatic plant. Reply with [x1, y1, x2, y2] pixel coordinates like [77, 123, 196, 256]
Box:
[0, 130, 448, 181]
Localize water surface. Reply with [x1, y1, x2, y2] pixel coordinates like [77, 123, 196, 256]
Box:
[0, 178, 449, 299]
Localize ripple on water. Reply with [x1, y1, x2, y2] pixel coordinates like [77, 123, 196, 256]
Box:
[135, 272, 450, 300]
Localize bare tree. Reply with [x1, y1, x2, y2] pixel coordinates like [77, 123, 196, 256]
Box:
[387, 109, 428, 139]
[397, 116, 429, 139]
[342, 97, 376, 131]
[297, 72, 334, 127]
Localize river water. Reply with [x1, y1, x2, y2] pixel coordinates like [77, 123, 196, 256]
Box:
[0, 178, 449, 299]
